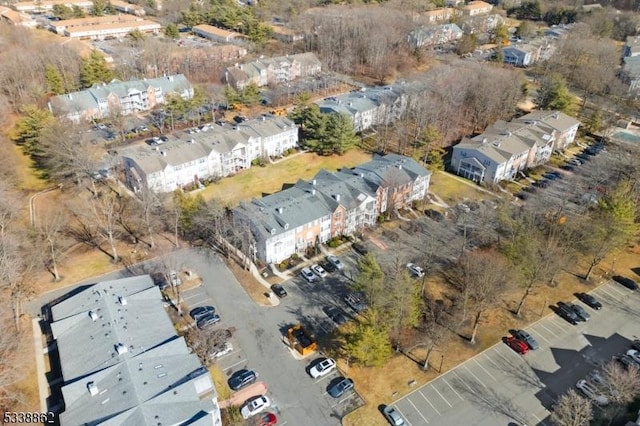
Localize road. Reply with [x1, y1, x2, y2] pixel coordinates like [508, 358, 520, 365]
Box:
[389, 281, 640, 426]
[26, 248, 348, 426]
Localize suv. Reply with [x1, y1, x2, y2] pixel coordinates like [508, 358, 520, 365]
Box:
[228, 369, 257, 391]
[613, 275, 638, 290]
[557, 302, 579, 325]
[568, 303, 590, 321]
[301, 267, 317, 283]
[352, 242, 369, 256]
[196, 313, 221, 329]
[327, 255, 344, 271]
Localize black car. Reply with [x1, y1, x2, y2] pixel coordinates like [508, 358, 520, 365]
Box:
[323, 306, 348, 325]
[322, 261, 337, 273]
[352, 243, 369, 256]
[561, 164, 576, 171]
[270, 284, 288, 298]
[228, 369, 257, 391]
[544, 172, 561, 180]
[328, 377, 354, 398]
[190, 306, 216, 321]
[533, 179, 550, 188]
[425, 209, 446, 222]
[196, 313, 221, 329]
[557, 302, 579, 325]
[516, 191, 529, 200]
[576, 293, 602, 310]
[568, 303, 590, 322]
[631, 339, 640, 351]
[612, 275, 638, 290]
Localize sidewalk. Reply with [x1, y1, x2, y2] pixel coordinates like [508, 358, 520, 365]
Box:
[32, 318, 48, 413]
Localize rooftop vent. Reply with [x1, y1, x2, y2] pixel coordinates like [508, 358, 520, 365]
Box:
[115, 343, 128, 355]
[88, 381, 98, 396]
[312, 179, 316, 185]
[482, 137, 488, 144]
[160, 151, 166, 156]
[335, 194, 341, 202]
[118, 296, 127, 306]
[89, 310, 98, 321]
[188, 139, 195, 144]
[276, 207, 284, 214]
[311, 188, 316, 196]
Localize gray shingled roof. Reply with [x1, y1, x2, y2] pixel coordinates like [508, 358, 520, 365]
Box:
[53, 275, 219, 426]
[516, 110, 580, 133]
[236, 116, 296, 139]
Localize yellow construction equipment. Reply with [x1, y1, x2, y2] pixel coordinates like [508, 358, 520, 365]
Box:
[287, 324, 317, 356]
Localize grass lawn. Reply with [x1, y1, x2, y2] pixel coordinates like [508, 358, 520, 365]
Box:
[198, 150, 373, 207]
[428, 171, 499, 205]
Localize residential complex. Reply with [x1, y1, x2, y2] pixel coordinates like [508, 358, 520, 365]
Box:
[234, 154, 430, 264]
[12, 0, 145, 15]
[122, 115, 298, 193]
[193, 24, 246, 44]
[408, 23, 463, 48]
[49, 275, 222, 426]
[223, 52, 322, 90]
[316, 81, 424, 132]
[621, 36, 640, 93]
[451, 111, 580, 184]
[462, 0, 493, 16]
[48, 74, 193, 122]
[502, 24, 570, 67]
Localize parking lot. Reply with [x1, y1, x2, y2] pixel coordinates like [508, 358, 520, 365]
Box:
[388, 281, 640, 425]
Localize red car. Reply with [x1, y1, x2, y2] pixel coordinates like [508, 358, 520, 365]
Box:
[506, 336, 529, 355]
[258, 412, 277, 426]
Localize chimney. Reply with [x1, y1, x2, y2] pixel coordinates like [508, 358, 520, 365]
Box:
[89, 310, 98, 321]
[335, 194, 341, 202]
[160, 151, 166, 156]
[276, 207, 284, 214]
[87, 381, 98, 396]
[311, 188, 316, 196]
[261, 115, 266, 121]
[118, 296, 127, 305]
[312, 179, 316, 185]
[188, 139, 195, 144]
[68, 93, 73, 100]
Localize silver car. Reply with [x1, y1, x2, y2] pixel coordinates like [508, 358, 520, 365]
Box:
[327, 255, 344, 270]
[301, 267, 317, 283]
[382, 406, 405, 425]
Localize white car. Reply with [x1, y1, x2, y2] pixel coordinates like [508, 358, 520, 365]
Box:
[327, 255, 344, 270]
[311, 263, 328, 278]
[209, 342, 233, 359]
[576, 379, 609, 406]
[627, 349, 640, 367]
[241, 395, 271, 419]
[301, 267, 317, 283]
[169, 270, 182, 286]
[309, 357, 336, 379]
[406, 263, 425, 278]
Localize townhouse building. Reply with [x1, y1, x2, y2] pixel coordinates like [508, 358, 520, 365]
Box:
[49, 15, 160, 39]
[223, 52, 322, 90]
[408, 23, 463, 48]
[48, 74, 193, 122]
[621, 36, 640, 93]
[234, 154, 430, 264]
[12, 0, 145, 15]
[192, 24, 246, 44]
[122, 116, 298, 193]
[423, 7, 461, 23]
[462, 1, 493, 16]
[451, 111, 580, 184]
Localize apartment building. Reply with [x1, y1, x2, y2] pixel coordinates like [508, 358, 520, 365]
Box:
[193, 24, 246, 44]
[48, 74, 193, 122]
[234, 154, 430, 263]
[122, 116, 298, 193]
[223, 52, 322, 90]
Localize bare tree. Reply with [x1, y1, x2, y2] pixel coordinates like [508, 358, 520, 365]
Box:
[85, 192, 121, 262]
[597, 361, 640, 420]
[0, 229, 37, 329]
[550, 389, 593, 426]
[0, 309, 25, 411]
[36, 208, 70, 281]
[451, 250, 511, 343]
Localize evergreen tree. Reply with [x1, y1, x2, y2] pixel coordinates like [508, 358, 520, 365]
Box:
[80, 51, 114, 88]
[289, 104, 326, 150]
[223, 86, 241, 107]
[45, 65, 65, 95]
[535, 73, 575, 115]
[164, 23, 180, 40]
[344, 313, 393, 367]
[323, 113, 358, 155]
[128, 29, 145, 42]
[11, 106, 54, 156]
[72, 5, 85, 17]
[240, 83, 261, 105]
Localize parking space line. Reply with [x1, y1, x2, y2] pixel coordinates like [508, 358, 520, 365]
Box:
[597, 286, 624, 301]
[407, 398, 429, 424]
[535, 323, 558, 339]
[605, 285, 628, 297]
[462, 365, 487, 389]
[530, 329, 551, 344]
[395, 406, 413, 426]
[183, 293, 203, 301]
[223, 358, 247, 372]
[442, 378, 464, 401]
[472, 359, 497, 381]
[419, 390, 441, 416]
[480, 352, 503, 371]
[431, 384, 453, 408]
[452, 371, 475, 393]
[545, 318, 568, 334]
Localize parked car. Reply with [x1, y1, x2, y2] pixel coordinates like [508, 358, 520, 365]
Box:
[576, 293, 602, 310]
[241, 395, 271, 419]
[327, 255, 344, 270]
[612, 275, 638, 290]
[257, 412, 277, 426]
[533, 179, 550, 188]
[309, 357, 337, 378]
[561, 163, 576, 172]
[587, 370, 606, 386]
[425, 209, 445, 222]
[511, 329, 539, 350]
[568, 303, 591, 321]
[328, 377, 354, 398]
[406, 263, 425, 278]
[190, 305, 216, 321]
[345, 293, 367, 313]
[627, 350, 640, 367]
[311, 263, 328, 278]
[301, 267, 318, 283]
[382, 405, 406, 425]
[352, 242, 369, 256]
[228, 369, 257, 391]
[270, 284, 287, 298]
[196, 313, 221, 329]
[631, 339, 640, 351]
[323, 306, 348, 325]
[544, 171, 562, 180]
[505, 336, 529, 355]
[576, 379, 609, 406]
[557, 302, 579, 325]
[209, 342, 233, 359]
[615, 354, 638, 369]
